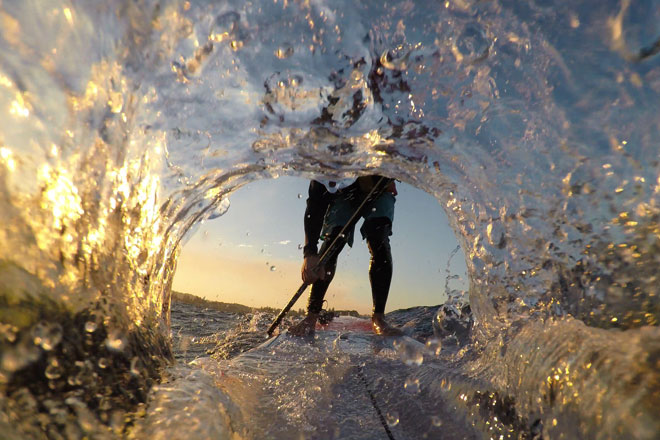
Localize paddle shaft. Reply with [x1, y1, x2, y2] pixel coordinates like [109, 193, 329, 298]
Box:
[266, 176, 391, 336]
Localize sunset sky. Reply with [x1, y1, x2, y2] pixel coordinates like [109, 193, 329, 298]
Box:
[172, 176, 468, 314]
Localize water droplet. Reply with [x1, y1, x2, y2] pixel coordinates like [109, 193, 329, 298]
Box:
[456, 22, 489, 62]
[98, 358, 109, 369]
[440, 378, 452, 391]
[297, 193, 303, 199]
[32, 322, 62, 351]
[404, 377, 420, 394]
[426, 338, 442, 356]
[108, 91, 123, 113]
[208, 197, 230, 219]
[275, 44, 294, 59]
[214, 11, 240, 35]
[45, 359, 62, 379]
[105, 330, 125, 352]
[298, 243, 303, 250]
[0, 324, 18, 343]
[431, 415, 443, 427]
[386, 411, 400, 427]
[84, 321, 97, 333]
[393, 339, 424, 366]
[380, 46, 413, 71]
[246, 231, 250, 236]
[486, 221, 506, 248]
[270, 265, 277, 271]
[65, 396, 84, 408]
[130, 357, 141, 376]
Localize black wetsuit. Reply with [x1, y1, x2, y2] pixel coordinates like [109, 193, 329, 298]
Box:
[302, 176, 395, 315]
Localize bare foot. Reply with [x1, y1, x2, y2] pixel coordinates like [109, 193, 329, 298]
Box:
[371, 313, 404, 336]
[288, 313, 318, 337]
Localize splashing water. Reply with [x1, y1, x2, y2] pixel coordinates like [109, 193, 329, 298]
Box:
[0, 0, 659, 438]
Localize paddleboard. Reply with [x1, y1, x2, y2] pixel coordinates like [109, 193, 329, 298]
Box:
[259, 315, 426, 358]
[141, 316, 477, 439]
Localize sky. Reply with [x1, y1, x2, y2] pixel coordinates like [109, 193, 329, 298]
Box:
[172, 176, 468, 315]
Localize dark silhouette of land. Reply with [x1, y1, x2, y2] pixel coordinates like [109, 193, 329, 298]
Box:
[171, 290, 361, 317]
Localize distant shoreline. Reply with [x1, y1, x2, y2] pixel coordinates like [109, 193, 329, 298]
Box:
[171, 290, 362, 317]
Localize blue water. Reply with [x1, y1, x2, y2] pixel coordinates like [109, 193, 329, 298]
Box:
[0, 0, 658, 438]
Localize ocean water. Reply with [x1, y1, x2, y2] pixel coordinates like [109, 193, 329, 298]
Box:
[0, 0, 659, 438]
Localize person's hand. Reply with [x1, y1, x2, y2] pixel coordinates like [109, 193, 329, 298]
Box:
[301, 254, 325, 284]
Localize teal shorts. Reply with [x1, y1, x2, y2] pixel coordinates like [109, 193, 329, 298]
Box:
[321, 191, 395, 247]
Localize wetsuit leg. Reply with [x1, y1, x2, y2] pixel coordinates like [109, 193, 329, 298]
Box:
[307, 228, 346, 314]
[363, 218, 393, 314]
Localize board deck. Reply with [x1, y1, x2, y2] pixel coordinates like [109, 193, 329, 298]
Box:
[317, 315, 374, 332]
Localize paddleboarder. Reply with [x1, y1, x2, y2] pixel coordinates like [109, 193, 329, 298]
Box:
[289, 175, 403, 337]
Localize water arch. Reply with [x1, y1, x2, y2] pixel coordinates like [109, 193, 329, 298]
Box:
[1, 0, 659, 438]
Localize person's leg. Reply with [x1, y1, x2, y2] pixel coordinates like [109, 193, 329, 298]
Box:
[364, 218, 393, 314]
[288, 228, 346, 336]
[307, 230, 346, 313]
[362, 203, 402, 336]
